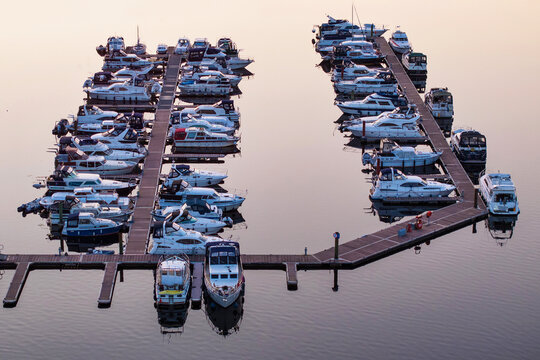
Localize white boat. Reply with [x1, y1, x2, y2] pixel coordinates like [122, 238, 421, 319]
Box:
[106, 36, 125, 53]
[149, 221, 221, 255]
[348, 111, 424, 140]
[170, 111, 236, 131]
[425, 88, 454, 118]
[61, 213, 124, 238]
[327, 42, 384, 63]
[389, 29, 411, 54]
[317, 16, 387, 38]
[336, 93, 403, 116]
[479, 173, 519, 215]
[172, 127, 239, 149]
[177, 99, 239, 122]
[164, 164, 227, 187]
[168, 118, 235, 138]
[112, 65, 153, 82]
[178, 75, 232, 96]
[40, 187, 133, 211]
[183, 59, 234, 75]
[76, 105, 118, 125]
[402, 51, 427, 78]
[102, 52, 154, 71]
[450, 129, 487, 165]
[217, 38, 254, 69]
[174, 38, 191, 55]
[86, 82, 155, 102]
[181, 69, 241, 87]
[362, 139, 442, 168]
[370, 168, 455, 200]
[46, 166, 136, 195]
[49, 199, 132, 227]
[341, 105, 420, 129]
[333, 74, 398, 96]
[55, 147, 138, 176]
[331, 63, 380, 82]
[155, 255, 191, 307]
[91, 127, 146, 152]
[164, 205, 228, 235]
[160, 180, 245, 212]
[204, 241, 244, 308]
[58, 136, 146, 162]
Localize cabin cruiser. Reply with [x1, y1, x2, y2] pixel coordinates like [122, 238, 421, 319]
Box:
[86, 82, 157, 102]
[58, 136, 146, 162]
[169, 113, 236, 136]
[362, 139, 442, 168]
[149, 221, 221, 255]
[328, 42, 384, 63]
[102, 52, 154, 71]
[370, 168, 455, 200]
[76, 105, 118, 124]
[389, 29, 411, 54]
[75, 113, 146, 136]
[177, 100, 240, 122]
[46, 166, 136, 195]
[336, 93, 405, 116]
[331, 63, 380, 82]
[174, 38, 191, 55]
[341, 105, 420, 129]
[450, 129, 487, 164]
[184, 58, 235, 75]
[333, 74, 398, 96]
[402, 52, 427, 79]
[204, 241, 244, 308]
[347, 109, 423, 140]
[163, 206, 228, 235]
[425, 88, 454, 118]
[61, 213, 123, 238]
[153, 199, 232, 224]
[217, 37, 254, 70]
[155, 256, 191, 308]
[164, 164, 227, 187]
[55, 147, 138, 176]
[178, 75, 233, 96]
[171, 112, 236, 129]
[181, 68, 241, 87]
[40, 187, 133, 211]
[83, 67, 155, 89]
[316, 16, 387, 38]
[160, 180, 245, 212]
[172, 128, 239, 149]
[479, 173, 519, 215]
[48, 198, 132, 226]
[315, 30, 356, 52]
[91, 127, 146, 152]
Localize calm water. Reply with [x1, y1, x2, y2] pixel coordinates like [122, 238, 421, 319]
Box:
[1, 1, 540, 359]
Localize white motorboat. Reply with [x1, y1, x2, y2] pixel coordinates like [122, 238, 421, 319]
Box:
[48, 199, 131, 227]
[331, 63, 380, 82]
[193, 38, 210, 48]
[91, 127, 146, 152]
[402, 51, 427, 78]
[317, 16, 387, 38]
[102, 52, 154, 71]
[315, 31, 357, 52]
[178, 75, 232, 96]
[177, 99, 239, 122]
[160, 180, 245, 212]
[341, 105, 420, 129]
[164, 164, 227, 187]
[204, 241, 244, 308]
[389, 29, 411, 54]
[184, 58, 234, 75]
[149, 221, 222, 255]
[40, 187, 133, 211]
[55, 147, 138, 176]
[327, 42, 384, 63]
[362, 139, 442, 168]
[168, 119, 235, 138]
[152, 199, 232, 224]
[113, 65, 153, 82]
[61, 213, 123, 238]
[172, 127, 239, 149]
[181, 68, 241, 87]
[348, 110, 424, 140]
[170, 111, 236, 131]
[370, 168, 455, 200]
[479, 173, 519, 215]
[155, 255, 191, 307]
[76, 105, 118, 124]
[46, 166, 136, 195]
[164, 205, 228, 234]
[217, 38, 254, 69]
[450, 129, 487, 165]
[58, 136, 146, 162]
[86, 82, 156, 102]
[333, 74, 398, 96]
[336, 93, 404, 116]
[425, 88, 454, 118]
[174, 38, 191, 55]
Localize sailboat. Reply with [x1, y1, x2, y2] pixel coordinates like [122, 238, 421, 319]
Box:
[133, 26, 147, 55]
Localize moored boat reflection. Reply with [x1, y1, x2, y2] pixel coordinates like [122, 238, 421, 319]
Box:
[204, 295, 244, 337]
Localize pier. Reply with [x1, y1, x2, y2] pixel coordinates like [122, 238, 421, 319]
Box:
[1, 37, 488, 308]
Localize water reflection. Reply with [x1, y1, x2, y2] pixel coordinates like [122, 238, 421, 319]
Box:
[486, 215, 518, 245]
[204, 295, 244, 337]
[369, 201, 444, 224]
[156, 305, 189, 335]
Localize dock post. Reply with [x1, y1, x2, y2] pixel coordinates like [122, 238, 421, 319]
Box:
[362, 120, 366, 137]
[472, 221, 477, 234]
[333, 232, 340, 262]
[474, 188, 479, 209]
[332, 269, 339, 292]
[284, 262, 298, 290]
[118, 233, 123, 255]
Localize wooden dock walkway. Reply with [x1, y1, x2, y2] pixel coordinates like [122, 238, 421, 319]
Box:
[125, 54, 182, 255]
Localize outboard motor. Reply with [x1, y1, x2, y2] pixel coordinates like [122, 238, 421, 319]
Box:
[52, 119, 70, 137]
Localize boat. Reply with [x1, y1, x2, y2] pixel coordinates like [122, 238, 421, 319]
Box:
[49, 199, 132, 227]
[132, 26, 147, 55]
[61, 213, 123, 238]
[486, 215, 518, 242]
[450, 129, 487, 165]
[172, 127, 239, 150]
[333, 74, 398, 96]
[328, 42, 384, 63]
[181, 68, 241, 87]
[155, 255, 191, 307]
[174, 38, 191, 55]
[479, 173, 519, 215]
[55, 147, 138, 176]
[91, 127, 146, 152]
[425, 88, 454, 119]
[183, 58, 235, 75]
[217, 38, 254, 69]
[171, 111, 236, 129]
[39, 187, 133, 211]
[86, 82, 156, 102]
[402, 51, 427, 79]
[341, 105, 420, 129]
[76, 105, 118, 124]
[160, 179, 245, 212]
[389, 29, 411, 54]
[178, 75, 233, 96]
[204, 241, 244, 308]
[169, 113, 236, 136]
[331, 63, 380, 82]
[177, 100, 240, 122]
[156, 44, 168, 55]
[46, 166, 136, 195]
[315, 30, 356, 52]
[370, 168, 455, 200]
[163, 205, 228, 235]
[164, 164, 227, 187]
[336, 93, 406, 116]
[58, 136, 146, 162]
[193, 38, 210, 48]
[362, 139, 442, 168]
[102, 52, 154, 71]
[347, 108, 424, 141]
[106, 36, 125, 53]
[152, 199, 232, 224]
[316, 16, 387, 38]
[149, 221, 222, 255]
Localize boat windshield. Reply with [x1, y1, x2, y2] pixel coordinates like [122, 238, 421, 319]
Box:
[105, 127, 125, 137]
[460, 135, 486, 146]
[495, 193, 515, 203]
[89, 106, 103, 115]
[210, 251, 237, 265]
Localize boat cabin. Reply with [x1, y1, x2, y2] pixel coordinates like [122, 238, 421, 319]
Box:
[168, 164, 193, 179]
